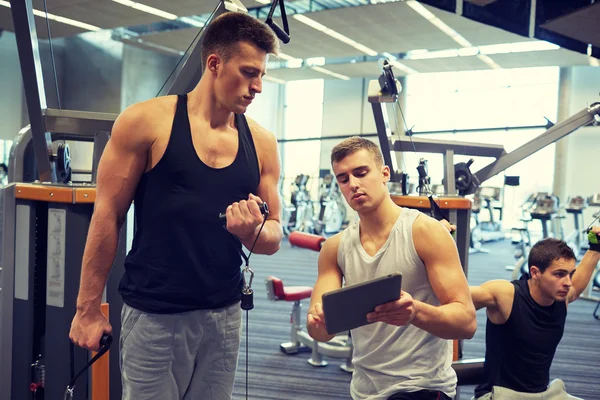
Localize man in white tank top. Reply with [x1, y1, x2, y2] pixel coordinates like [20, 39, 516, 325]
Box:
[307, 137, 477, 400]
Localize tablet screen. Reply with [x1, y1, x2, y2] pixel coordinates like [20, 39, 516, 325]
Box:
[322, 273, 402, 335]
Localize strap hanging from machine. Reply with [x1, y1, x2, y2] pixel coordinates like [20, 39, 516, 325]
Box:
[265, 0, 291, 44]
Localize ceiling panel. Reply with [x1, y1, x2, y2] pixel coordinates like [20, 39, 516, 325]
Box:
[269, 15, 362, 59]
[308, 3, 459, 54]
[31, 0, 92, 9]
[141, 27, 201, 53]
[139, 0, 269, 18]
[401, 55, 491, 73]
[324, 61, 385, 79]
[51, 0, 170, 29]
[422, 3, 532, 46]
[266, 66, 333, 81]
[490, 48, 593, 69]
[0, 6, 88, 38]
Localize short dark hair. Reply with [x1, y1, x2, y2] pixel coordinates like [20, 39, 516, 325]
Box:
[528, 238, 576, 274]
[331, 137, 384, 167]
[201, 12, 279, 69]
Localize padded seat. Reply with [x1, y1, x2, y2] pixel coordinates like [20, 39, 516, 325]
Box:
[267, 276, 312, 302]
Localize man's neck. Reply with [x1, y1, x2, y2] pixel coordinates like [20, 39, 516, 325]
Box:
[527, 280, 555, 307]
[188, 77, 235, 130]
[358, 197, 402, 237]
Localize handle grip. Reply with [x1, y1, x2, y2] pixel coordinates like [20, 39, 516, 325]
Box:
[268, 21, 290, 44]
[100, 334, 113, 349]
[219, 202, 269, 223]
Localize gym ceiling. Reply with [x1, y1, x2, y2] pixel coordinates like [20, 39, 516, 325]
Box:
[0, 0, 598, 82]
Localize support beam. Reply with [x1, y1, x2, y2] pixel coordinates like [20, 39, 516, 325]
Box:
[474, 103, 600, 185]
[10, 0, 55, 183]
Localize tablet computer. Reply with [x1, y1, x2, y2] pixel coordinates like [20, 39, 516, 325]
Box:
[322, 273, 402, 335]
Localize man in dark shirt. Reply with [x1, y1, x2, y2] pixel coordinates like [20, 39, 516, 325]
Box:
[470, 226, 600, 399]
[69, 12, 283, 400]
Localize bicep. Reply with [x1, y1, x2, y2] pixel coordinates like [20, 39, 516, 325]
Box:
[414, 217, 472, 307]
[470, 285, 497, 310]
[94, 112, 149, 223]
[254, 130, 282, 222]
[311, 236, 343, 303]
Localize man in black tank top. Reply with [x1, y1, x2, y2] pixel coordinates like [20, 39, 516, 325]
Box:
[470, 227, 600, 400]
[69, 13, 284, 400]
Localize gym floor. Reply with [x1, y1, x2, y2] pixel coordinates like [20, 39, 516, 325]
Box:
[232, 238, 600, 400]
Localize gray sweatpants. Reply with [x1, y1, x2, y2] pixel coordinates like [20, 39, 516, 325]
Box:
[119, 302, 242, 400]
[474, 379, 583, 400]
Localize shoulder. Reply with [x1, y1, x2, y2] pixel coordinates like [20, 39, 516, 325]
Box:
[321, 231, 343, 255]
[481, 279, 515, 297]
[411, 212, 452, 244]
[113, 95, 177, 142]
[246, 117, 278, 151]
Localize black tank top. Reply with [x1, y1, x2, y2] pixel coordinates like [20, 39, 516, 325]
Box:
[474, 274, 567, 397]
[118, 94, 260, 313]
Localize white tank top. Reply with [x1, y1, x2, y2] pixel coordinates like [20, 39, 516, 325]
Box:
[337, 208, 456, 400]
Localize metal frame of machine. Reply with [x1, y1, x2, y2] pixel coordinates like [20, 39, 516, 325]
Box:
[369, 60, 600, 277]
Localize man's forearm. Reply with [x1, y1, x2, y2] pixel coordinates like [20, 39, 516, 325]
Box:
[411, 300, 476, 340]
[241, 219, 282, 255]
[76, 213, 121, 311]
[572, 250, 600, 297]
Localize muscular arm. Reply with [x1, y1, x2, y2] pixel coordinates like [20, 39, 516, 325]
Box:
[240, 120, 283, 255]
[76, 104, 151, 311]
[470, 280, 514, 311]
[307, 234, 344, 342]
[568, 248, 600, 303]
[412, 215, 477, 339]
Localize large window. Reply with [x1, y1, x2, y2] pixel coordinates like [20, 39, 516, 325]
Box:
[405, 67, 559, 131]
[402, 67, 560, 231]
[280, 79, 324, 203]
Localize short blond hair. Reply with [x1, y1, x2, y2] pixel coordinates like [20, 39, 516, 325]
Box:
[331, 137, 384, 167]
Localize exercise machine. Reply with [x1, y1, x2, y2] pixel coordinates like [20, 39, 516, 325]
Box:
[562, 195, 587, 258]
[314, 173, 347, 235]
[267, 231, 354, 372]
[474, 186, 505, 242]
[1, 0, 292, 398]
[287, 174, 316, 234]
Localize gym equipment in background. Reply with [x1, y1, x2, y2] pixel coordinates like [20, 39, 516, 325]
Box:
[286, 174, 316, 234]
[562, 196, 587, 258]
[314, 172, 347, 235]
[368, 59, 600, 280]
[267, 231, 354, 372]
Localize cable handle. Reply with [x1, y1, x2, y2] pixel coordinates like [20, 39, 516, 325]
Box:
[64, 334, 113, 400]
[219, 202, 269, 224]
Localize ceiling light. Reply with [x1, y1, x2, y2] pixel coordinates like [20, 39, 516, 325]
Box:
[179, 17, 205, 28]
[0, 0, 101, 31]
[293, 14, 378, 56]
[112, 0, 177, 20]
[589, 57, 600, 67]
[477, 54, 501, 69]
[389, 60, 418, 74]
[311, 66, 350, 80]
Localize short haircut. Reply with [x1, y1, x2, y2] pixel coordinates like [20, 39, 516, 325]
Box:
[201, 12, 279, 69]
[331, 137, 384, 167]
[528, 238, 576, 274]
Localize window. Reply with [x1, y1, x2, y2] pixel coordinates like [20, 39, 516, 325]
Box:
[402, 67, 560, 232]
[281, 79, 324, 202]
